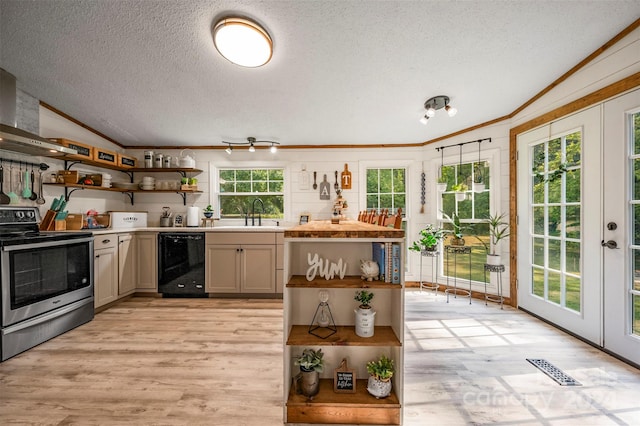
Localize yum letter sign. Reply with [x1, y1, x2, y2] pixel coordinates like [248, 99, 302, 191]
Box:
[306, 253, 347, 281]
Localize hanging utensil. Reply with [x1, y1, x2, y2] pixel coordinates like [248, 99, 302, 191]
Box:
[29, 168, 37, 201]
[312, 171, 318, 189]
[0, 163, 10, 204]
[36, 169, 46, 205]
[334, 171, 339, 191]
[7, 163, 18, 204]
[22, 167, 32, 199]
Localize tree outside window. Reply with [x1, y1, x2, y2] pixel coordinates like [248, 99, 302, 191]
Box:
[218, 168, 284, 219]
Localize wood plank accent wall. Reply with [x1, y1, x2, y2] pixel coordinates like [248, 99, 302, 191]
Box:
[508, 72, 640, 307]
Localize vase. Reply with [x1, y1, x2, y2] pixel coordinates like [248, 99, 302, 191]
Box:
[473, 182, 485, 193]
[367, 376, 392, 398]
[437, 182, 447, 192]
[354, 306, 376, 337]
[455, 192, 467, 201]
[295, 368, 320, 398]
[487, 254, 501, 265]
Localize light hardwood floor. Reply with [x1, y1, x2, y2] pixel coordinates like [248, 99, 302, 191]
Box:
[1, 292, 639, 425]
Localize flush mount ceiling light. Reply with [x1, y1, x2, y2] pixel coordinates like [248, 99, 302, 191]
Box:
[221, 137, 280, 154]
[419, 95, 457, 124]
[213, 17, 272, 67]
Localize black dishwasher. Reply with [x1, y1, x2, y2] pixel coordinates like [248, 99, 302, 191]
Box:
[158, 233, 206, 297]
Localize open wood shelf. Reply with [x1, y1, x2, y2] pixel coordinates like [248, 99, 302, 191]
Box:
[287, 379, 400, 425]
[44, 182, 202, 194]
[286, 325, 401, 346]
[287, 275, 402, 289]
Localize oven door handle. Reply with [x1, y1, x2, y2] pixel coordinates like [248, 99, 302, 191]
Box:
[1, 236, 94, 252]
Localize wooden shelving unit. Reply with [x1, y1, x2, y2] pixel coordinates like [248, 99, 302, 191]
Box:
[283, 220, 405, 425]
[46, 160, 203, 205]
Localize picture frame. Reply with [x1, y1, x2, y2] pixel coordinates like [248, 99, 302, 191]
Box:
[299, 214, 311, 225]
[333, 359, 356, 393]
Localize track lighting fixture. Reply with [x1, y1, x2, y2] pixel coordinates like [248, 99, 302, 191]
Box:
[420, 95, 457, 124]
[221, 137, 280, 154]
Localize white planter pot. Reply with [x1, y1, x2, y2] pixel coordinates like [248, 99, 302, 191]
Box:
[354, 306, 376, 338]
[486, 254, 502, 265]
[455, 192, 467, 201]
[367, 376, 392, 398]
[473, 182, 485, 193]
[437, 182, 448, 192]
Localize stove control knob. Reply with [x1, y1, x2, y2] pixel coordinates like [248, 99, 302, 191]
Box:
[15, 211, 24, 220]
[26, 211, 35, 219]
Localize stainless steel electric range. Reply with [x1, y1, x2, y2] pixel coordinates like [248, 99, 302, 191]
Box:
[0, 206, 94, 361]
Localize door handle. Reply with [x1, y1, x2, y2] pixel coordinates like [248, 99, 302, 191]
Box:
[601, 240, 619, 249]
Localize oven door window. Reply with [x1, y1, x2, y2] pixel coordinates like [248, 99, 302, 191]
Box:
[9, 242, 91, 309]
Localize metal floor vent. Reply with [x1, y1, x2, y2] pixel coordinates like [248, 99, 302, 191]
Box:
[526, 358, 581, 386]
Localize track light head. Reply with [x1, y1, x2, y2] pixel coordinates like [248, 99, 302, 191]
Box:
[225, 145, 233, 154]
[445, 105, 458, 117]
[419, 115, 429, 125]
[270, 143, 277, 153]
[248, 143, 256, 152]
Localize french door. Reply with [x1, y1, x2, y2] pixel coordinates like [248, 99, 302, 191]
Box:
[602, 89, 640, 365]
[517, 107, 602, 345]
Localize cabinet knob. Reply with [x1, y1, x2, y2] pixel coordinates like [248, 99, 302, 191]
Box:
[102, 239, 110, 244]
[95, 254, 100, 258]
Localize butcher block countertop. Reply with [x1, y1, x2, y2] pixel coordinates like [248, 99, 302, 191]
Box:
[284, 220, 404, 239]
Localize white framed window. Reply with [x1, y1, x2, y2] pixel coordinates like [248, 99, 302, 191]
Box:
[216, 167, 285, 219]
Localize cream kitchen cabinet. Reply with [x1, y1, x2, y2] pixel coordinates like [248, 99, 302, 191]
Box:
[117, 233, 136, 295]
[94, 235, 118, 308]
[135, 232, 157, 291]
[205, 232, 277, 294]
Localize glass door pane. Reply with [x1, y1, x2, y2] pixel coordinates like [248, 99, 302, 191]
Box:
[530, 131, 582, 312]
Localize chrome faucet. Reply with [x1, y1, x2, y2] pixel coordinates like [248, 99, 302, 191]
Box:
[251, 198, 265, 226]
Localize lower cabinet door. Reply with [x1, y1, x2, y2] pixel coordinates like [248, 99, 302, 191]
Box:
[242, 245, 276, 293]
[206, 244, 241, 292]
[95, 247, 118, 308]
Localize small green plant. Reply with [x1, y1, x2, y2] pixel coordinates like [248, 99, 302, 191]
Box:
[295, 348, 324, 373]
[188, 177, 198, 185]
[476, 212, 510, 254]
[204, 204, 214, 212]
[408, 224, 446, 252]
[451, 182, 468, 192]
[437, 175, 447, 184]
[181, 177, 188, 184]
[354, 290, 374, 308]
[366, 355, 394, 381]
[441, 211, 468, 239]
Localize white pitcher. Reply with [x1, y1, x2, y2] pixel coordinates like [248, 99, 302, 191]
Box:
[354, 307, 376, 337]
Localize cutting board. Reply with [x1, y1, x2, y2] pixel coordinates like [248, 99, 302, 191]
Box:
[341, 163, 352, 189]
[319, 174, 331, 200]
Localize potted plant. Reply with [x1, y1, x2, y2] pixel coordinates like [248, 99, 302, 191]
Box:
[441, 211, 466, 246]
[294, 348, 324, 398]
[452, 182, 468, 201]
[437, 175, 448, 192]
[476, 212, 510, 265]
[354, 290, 376, 338]
[472, 164, 485, 193]
[366, 354, 395, 398]
[203, 205, 214, 218]
[408, 224, 446, 253]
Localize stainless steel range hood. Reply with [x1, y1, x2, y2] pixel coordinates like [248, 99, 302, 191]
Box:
[0, 68, 76, 156]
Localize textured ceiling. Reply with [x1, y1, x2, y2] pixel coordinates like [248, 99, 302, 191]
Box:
[1, 0, 639, 148]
